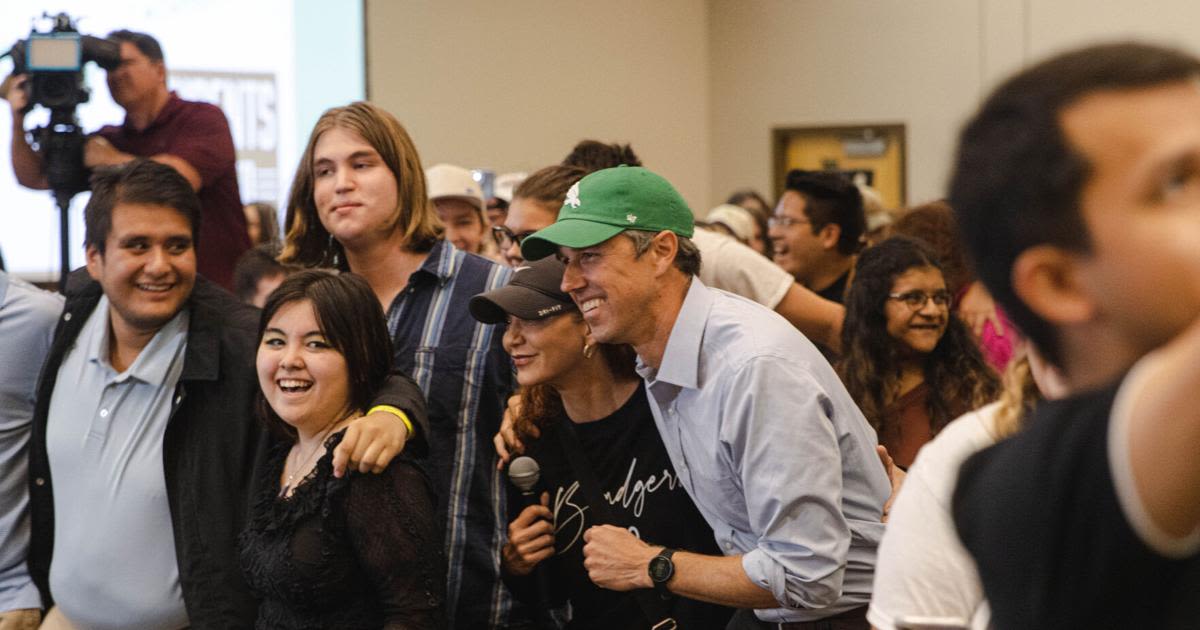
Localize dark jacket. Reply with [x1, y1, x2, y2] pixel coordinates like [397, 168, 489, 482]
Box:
[28, 271, 430, 628]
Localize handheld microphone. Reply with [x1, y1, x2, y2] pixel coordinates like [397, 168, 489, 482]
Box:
[507, 456, 554, 626]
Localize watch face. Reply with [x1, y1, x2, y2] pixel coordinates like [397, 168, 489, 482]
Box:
[648, 555, 674, 583]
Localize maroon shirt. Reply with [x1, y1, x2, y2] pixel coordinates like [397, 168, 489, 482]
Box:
[97, 93, 250, 290]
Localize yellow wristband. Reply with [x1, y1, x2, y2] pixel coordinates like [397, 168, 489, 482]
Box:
[367, 405, 414, 436]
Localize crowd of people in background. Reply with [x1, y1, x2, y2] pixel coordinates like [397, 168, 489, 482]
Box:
[1, 26, 1199, 630]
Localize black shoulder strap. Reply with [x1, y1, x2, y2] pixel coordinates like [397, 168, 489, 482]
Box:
[553, 419, 678, 630]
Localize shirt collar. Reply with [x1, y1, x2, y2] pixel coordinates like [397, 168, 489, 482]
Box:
[639, 278, 713, 390]
[86, 295, 190, 385]
[413, 240, 461, 287]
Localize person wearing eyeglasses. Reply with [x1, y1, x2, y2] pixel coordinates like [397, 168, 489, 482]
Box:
[837, 236, 1001, 469]
[768, 170, 867, 304]
[492, 165, 588, 268]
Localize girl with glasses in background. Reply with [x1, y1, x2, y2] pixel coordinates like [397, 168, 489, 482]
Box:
[838, 236, 1001, 469]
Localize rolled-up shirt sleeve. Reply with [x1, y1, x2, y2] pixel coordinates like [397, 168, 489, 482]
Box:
[725, 355, 850, 610]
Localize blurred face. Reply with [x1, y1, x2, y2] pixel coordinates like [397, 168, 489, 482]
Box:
[559, 235, 659, 345]
[435, 198, 486, 253]
[1061, 81, 1200, 354]
[500, 197, 559, 267]
[257, 299, 352, 431]
[503, 312, 588, 388]
[747, 222, 768, 256]
[86, 202, 196, 337]
[106, 41, 165, 109]
[312, 127, 400, 250]
[486, 198, 508, 227]
[251, 272, 285, 309]
[243, 204, 262, 245]
[770, 191, 826, 285]
[884, 265, 950, 356]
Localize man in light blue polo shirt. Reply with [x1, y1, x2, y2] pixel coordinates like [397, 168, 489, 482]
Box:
[521, 166, 889, 628]
[0, 271, 62, 630]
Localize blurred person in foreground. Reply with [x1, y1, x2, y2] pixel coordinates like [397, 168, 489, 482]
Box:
[949, 42, 1200, 628]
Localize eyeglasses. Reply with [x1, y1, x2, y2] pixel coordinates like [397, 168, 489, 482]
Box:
[888, 290, 952, 310]
[491, 225, 537, 249]
[767, 216, 811, 229]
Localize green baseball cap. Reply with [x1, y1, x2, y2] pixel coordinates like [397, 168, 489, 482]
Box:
[520, 165, 695, 261]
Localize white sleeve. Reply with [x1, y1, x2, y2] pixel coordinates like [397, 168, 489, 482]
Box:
[1108, 354, 1200, 558]
[695, 229, 792, 309]
[867, 409, 999, 630]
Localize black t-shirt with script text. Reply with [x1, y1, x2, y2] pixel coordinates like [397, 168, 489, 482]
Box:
[508, 383, 732, 629]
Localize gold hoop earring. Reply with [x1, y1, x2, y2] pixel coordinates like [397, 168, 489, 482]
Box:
[583, 342, 596, 359]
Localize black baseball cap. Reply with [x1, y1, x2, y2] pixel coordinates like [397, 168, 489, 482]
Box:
[469, 257, 577, 324]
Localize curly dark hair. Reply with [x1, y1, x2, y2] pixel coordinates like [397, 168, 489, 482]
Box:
[838, 236, 1000, 435]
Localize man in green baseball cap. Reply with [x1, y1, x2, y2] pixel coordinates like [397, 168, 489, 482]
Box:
[519, 165, 695, 260]
[520, 165, 888, 627]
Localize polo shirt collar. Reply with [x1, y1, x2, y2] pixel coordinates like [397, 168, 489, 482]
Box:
[86, 295, 190, 386]
[640, 278, 712, 390]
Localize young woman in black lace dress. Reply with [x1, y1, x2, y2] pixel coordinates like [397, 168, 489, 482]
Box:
[239, 270, 445, 629]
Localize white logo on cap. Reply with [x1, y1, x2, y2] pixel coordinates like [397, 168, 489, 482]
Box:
[626, 214, 637, 224]
[537, 304, 564, 317]
[565, 183, 581, 208]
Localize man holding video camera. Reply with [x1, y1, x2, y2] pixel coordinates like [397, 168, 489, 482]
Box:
[6, 30, 249, 290]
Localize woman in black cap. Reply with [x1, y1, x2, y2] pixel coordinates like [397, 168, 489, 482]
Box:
[470, 257, 732, 630]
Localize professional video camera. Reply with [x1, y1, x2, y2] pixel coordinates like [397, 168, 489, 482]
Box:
[4, 12, 120, 197]
[2, 12, 120, 287]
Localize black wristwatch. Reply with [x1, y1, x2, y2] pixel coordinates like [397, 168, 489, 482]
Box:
[647, 547, 676, 597]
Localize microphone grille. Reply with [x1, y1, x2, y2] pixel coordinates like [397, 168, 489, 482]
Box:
[508, 456, 541, 492]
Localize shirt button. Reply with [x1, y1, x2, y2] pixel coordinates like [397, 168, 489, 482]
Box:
[725, 541, 733, 551]
[99, 408, 109, 418]
[63, 313, 72, 321]
[35, 478, 45, 486]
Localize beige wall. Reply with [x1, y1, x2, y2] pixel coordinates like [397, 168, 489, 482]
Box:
[367, 0, 1200, 215]
[707, 0, 1200, 211]
[365, 0, 711, 213]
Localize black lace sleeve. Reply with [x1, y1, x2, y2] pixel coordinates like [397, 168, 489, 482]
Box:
[344, 457, 446, 629]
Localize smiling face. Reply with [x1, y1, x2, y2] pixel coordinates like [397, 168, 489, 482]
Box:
[770, 191, 828, 285]
[257, 299, 352, 432]
[884, 265, 950, 356]
[311, 126, 401, 250]
[434, 198, 486, 253]
[86, 202, 196, 337]
[558, 234, 659, 347]
[502, 312, 589, 387]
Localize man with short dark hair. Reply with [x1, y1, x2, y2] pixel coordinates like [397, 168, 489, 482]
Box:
[769, 170, 865, 304]
[949, 42, 1200, 628]
[28, 159, 423, 628]
[521, 166, 888, 628]
[7, 29, 249, 290]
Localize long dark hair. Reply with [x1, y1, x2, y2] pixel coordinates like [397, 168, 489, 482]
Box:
[838, 236, 1000, 434]
[256, 270, 393, 440]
